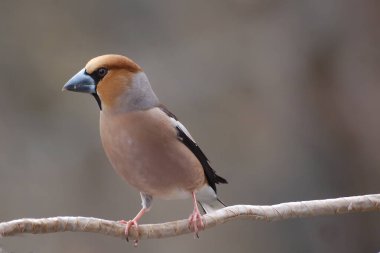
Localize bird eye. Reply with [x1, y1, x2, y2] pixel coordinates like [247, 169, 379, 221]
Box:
[97, 68, 108, 78]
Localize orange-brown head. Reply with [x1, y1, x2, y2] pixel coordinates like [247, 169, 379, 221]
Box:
[63, 54, 159, 112]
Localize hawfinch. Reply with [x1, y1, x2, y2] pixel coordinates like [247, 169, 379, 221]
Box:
[62, 54, 227, 243]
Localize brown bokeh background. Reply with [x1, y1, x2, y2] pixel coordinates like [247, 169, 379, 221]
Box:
[1, 1, 380, 252]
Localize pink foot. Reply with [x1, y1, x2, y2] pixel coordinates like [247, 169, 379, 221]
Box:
[118, 219, 139, 246]
[188, 192, 204, 238]
[117, 208, 146, 246]
[188, 210, 204, 238]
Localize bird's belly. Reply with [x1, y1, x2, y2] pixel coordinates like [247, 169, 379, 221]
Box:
[158, 188, 192, 200]
[108, 141, 203, 198]
[100, 111, 205, 198]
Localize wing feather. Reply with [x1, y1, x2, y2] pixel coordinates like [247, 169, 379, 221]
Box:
[158, 105, 228, 192]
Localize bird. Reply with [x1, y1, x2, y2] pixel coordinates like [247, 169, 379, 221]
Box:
[62, 54, 227, 244]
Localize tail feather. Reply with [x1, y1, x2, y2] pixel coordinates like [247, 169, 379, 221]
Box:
[198, 198, 226, 214]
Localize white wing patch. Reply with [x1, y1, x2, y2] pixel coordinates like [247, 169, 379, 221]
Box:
[168, 117, 195, 142]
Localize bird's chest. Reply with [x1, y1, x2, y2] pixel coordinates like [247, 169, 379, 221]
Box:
[100, 113, 167, 178]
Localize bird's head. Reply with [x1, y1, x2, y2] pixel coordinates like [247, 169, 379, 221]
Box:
[63, 54, 159, 113]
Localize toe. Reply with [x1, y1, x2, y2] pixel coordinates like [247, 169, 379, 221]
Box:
[124, 220, 139, 243]
[188, 212, 204, 239]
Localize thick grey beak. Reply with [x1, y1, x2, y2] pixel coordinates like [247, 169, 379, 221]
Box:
[62, 68, 96, 93]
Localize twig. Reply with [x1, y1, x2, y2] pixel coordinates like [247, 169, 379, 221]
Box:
[1, 194, 379, 241]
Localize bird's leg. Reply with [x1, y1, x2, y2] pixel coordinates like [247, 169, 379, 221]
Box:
[118, 207, 146, 246]
[188, 192, 204, 238]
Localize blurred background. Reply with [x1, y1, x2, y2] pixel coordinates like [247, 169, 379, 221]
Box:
[0, 0, 380, 252]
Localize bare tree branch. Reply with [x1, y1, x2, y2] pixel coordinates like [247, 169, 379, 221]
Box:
[1, 194, 379, 241]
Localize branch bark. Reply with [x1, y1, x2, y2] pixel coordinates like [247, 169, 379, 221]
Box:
[1, 194, 379, 241]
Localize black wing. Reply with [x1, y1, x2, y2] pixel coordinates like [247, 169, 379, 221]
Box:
[159, 105, 228, 193]
[176, 126, 228, 192]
